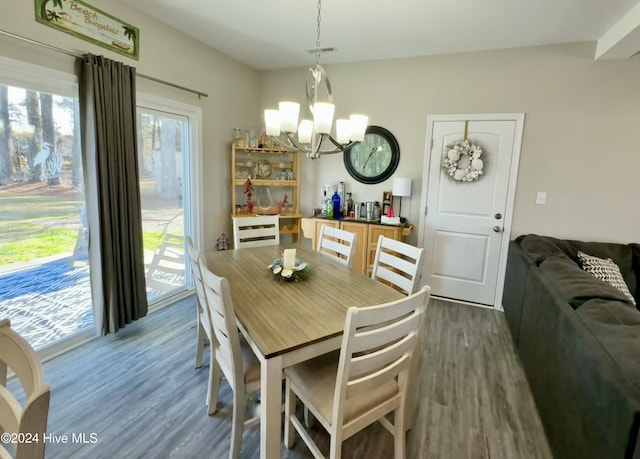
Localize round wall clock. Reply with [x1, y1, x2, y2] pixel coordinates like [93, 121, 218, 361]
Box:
[344, 126, 400, 184]
[253, 159, 272, 179]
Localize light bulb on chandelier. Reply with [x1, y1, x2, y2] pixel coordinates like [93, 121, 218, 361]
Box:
[263, 0, 368, 159]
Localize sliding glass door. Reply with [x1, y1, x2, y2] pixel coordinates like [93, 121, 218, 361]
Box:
[0, 57, 92, 350]
[0, 57, 202, 350]
[137, 95, 200, 304]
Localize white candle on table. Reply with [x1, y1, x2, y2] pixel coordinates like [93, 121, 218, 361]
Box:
[283, 249, 296, 270]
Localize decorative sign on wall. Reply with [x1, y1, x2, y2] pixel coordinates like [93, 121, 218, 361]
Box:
[35, 0, 139, 60]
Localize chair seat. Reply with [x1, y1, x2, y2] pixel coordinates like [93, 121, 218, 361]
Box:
[285, 352, 398, 425]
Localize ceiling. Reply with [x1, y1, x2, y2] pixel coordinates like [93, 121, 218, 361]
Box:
[121, 0, 640, 70]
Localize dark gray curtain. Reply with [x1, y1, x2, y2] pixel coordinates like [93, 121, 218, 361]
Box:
[79, 54, 148, 335]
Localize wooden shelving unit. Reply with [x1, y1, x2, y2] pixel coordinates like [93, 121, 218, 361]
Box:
[231, 144, 302, 241]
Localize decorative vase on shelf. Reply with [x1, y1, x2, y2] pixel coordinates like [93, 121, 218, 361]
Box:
[257, 187, 273, 214]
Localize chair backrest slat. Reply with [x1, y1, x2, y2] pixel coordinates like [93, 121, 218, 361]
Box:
[199, 259, 245, 391]
[350, 312, 421, 354]
[371, 236, 425, 295]
[349, 332, 416, 378]
[345, 350, 412, 399]
[317, 225, 357, 268]
[233, 215, 280, 249]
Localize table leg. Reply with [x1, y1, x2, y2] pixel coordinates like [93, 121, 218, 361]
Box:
[260, 355, 283, 459]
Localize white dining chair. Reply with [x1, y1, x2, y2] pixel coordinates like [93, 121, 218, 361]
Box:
[199, 257, 263, 459]
[146, 232, 185, 291]
[0, 319, 50, 459]
[232, 215, 280, 249]
[186, 236, 218, 411]
[371, 236, 425, 295]
[370, 235, 426, 432]
[284, 286, 431, 459]
[317, 225, 357, 268]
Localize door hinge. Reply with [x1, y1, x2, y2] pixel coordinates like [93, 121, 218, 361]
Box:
[424, 205, 428, 216]
[430, 138, 434, 150]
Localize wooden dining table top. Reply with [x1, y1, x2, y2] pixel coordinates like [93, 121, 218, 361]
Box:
[205, 244, 404, 359]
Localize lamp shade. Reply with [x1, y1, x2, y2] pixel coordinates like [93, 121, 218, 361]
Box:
[313, 102, 335, 134]
[279, 101, 300, 133]
[264, 109, 281, 137]
[392, 177, 412, 197]
[298, 119, 313, 144]
[349, 114, 368, 141]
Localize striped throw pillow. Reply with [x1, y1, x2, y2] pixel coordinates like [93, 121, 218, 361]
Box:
[577, 251, 636, 306]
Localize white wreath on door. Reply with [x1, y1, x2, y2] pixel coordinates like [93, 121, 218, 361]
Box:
[442, 139, 484, 182]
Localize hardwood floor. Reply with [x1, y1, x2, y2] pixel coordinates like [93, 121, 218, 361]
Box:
[25, 296, 552, 458]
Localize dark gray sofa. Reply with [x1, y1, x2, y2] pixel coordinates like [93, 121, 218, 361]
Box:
[503, 234, 640, 459]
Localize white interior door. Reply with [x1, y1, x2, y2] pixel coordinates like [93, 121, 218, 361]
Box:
[419, 114, 524, 308]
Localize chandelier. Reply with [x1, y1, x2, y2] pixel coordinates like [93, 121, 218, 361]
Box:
[263, 0, 368, 159]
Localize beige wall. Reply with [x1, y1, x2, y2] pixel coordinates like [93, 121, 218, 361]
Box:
[2, 4, 638, 247]
[0, 0, 260, 251]
[260, 43, 640, 245]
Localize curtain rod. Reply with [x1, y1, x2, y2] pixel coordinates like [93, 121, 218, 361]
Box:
[0, 29, 208, 99]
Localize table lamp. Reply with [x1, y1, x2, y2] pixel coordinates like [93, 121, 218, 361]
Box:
[392, 177, 412, 223]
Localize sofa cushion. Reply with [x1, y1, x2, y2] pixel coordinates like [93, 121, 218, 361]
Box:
[517, 234, 637, 299]
[578, 251, 636, 306]
[517, 234, 569, 265]
[538, 256, 633, 309]
[575, 298, 640, 390]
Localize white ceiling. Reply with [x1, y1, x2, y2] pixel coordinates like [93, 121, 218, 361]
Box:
[121, 0, 640, 70]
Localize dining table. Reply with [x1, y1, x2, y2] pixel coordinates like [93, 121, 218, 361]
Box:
[205, 243, 404, 459]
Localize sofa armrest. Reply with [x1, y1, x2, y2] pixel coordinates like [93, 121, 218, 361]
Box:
[518, 268, 640, 459]
[502, 241, 535, 346]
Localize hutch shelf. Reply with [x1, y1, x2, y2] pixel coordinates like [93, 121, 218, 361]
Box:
[231, 144, 302, 241]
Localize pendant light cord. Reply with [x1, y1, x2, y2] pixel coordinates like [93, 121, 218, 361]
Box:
[315, 0, 322, 66]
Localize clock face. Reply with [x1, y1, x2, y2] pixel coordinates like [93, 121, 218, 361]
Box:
[344, 126, 400, 184]
[253, 159, 272, 179]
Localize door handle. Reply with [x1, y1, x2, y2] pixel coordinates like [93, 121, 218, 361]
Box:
[493, 226, 502, 233]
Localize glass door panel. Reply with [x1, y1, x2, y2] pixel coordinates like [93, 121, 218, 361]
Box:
[136, 107, 190, 303]
[0, 84, 92, 350]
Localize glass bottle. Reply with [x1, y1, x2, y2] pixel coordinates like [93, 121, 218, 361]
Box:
[321, 190, 328, 218]
[332, 191, 341, 220]
[373, 201, 381, 220]
[382, 194, 391, 216]
[346, 192, 354, 217]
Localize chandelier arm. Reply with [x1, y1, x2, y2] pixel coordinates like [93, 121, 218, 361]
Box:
[306, 65, 333, 114]
[284, 132, 309, 152]
[311, 134, 343, 155]
[326, 135, 356, 151]
[265, 132, 345, 157]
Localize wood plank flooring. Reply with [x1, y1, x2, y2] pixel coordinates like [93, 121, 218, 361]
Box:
[20, 296, 552, 458]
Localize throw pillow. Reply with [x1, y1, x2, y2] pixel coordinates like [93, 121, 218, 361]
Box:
[577, 251, 636, 306]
